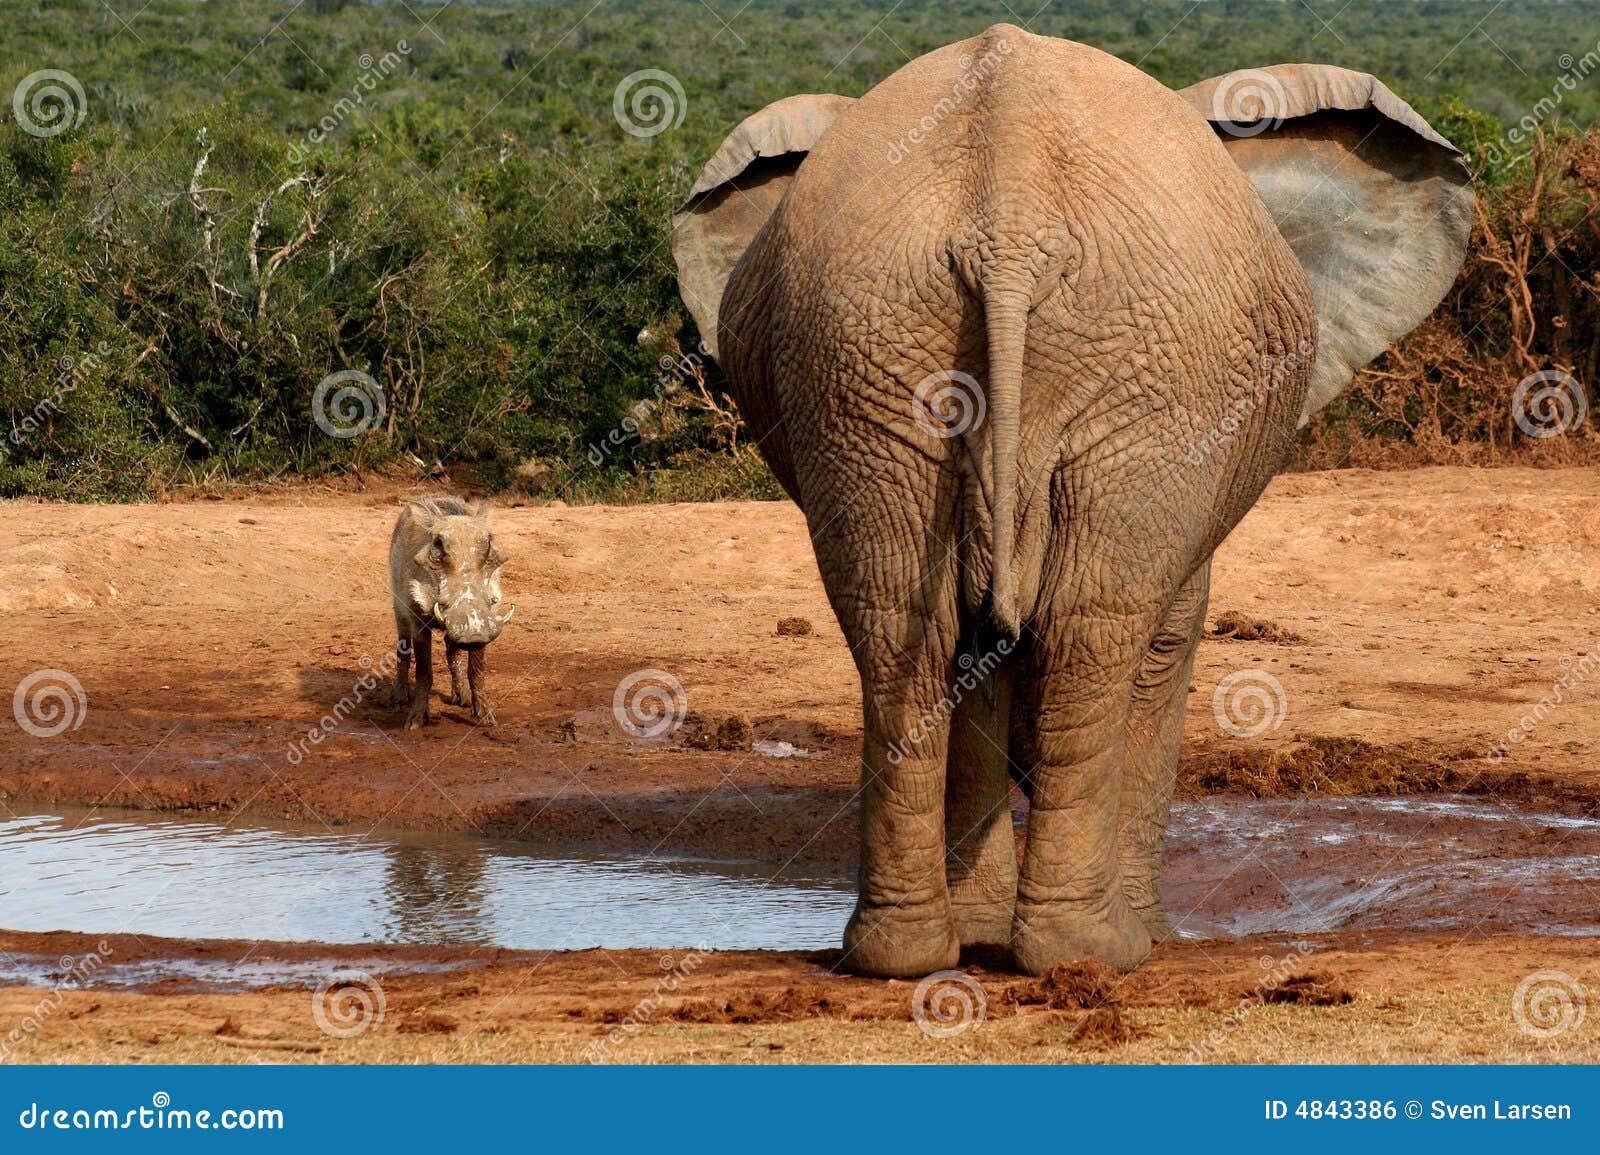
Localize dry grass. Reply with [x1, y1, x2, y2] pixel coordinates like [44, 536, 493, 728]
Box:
[1183, 736, 1480, 797]
[1262, 972, 1357, 1007]
[11, 987, 1597, 1066]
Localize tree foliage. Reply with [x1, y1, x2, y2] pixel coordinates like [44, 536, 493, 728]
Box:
[1, 0, 1596, 498]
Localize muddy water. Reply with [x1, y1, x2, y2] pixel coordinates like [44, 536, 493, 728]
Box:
[1165, 794, 1600, 938]
[2, 794, 1597, 978]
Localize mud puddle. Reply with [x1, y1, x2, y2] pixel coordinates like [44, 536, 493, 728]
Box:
[1165, 795, 1600, 937]
[0, 952, 473, 995]
[2, 794, 1597, 992]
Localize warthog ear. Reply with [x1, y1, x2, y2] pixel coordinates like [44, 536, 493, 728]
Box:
[1179, 65, 1473, 424]
[487, 545, 507, 573]
[671, 93, 855, 359]
[469, 500, 491, 522]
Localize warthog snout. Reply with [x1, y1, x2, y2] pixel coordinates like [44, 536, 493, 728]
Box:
[435, 586, 513, 647]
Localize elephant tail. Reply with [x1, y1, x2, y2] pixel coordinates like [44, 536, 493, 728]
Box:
[953, 224, 1074, 646]
[978, 275, 1030, 645]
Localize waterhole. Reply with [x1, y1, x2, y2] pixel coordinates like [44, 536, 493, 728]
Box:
[0, 806, 855, 958]
[1, 793, 1596, 989]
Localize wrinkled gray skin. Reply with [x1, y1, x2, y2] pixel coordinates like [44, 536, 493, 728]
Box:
[389, 497, 514, 728]
[672, 26, 1471, 977]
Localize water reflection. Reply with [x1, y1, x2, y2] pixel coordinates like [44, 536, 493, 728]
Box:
[380, 843, 492, 945]
[0, 806, 855, 951]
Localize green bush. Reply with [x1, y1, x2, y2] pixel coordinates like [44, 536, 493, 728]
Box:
[1, 0, 1597, 499]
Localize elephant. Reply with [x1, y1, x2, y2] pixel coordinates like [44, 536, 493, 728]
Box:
[670, 25, 1471, 977]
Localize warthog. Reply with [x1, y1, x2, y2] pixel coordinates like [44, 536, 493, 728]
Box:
[388, 496, 514, 727]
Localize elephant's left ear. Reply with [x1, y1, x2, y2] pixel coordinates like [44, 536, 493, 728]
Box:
[671, 93, 854, 359]
[1180, 65, 1473, 422]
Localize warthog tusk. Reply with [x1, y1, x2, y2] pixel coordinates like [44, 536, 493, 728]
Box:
[433, 602, 445, 622]
[498, 604, 516, 624]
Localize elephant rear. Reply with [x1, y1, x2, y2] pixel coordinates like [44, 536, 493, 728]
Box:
[728, 24, 1315, 636]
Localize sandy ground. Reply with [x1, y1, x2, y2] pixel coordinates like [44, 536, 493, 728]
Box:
[3, 465, 1599, 862]
[3, 465, 1600, 1063]
[3, 929, 1596, 1064]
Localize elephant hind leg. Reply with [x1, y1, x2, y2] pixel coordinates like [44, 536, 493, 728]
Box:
[841, 648, 964, 977]
[838, 598, 960, 979]
[1118, 562, 1210, 942]
[799, 467, 967, 977]
[1009, 609, 1153, 975]
[944, 662, 1019, 946]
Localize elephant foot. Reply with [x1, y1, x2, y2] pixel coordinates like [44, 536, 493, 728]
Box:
[1121, 875, 1178, 943]
[1131, 902, 1177, 944]
[841, 902, 959, 978]
[1010, 893, 1152, 975]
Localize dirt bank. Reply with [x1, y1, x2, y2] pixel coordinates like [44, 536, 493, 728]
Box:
[3, 466, 1598, 868]
[3, 928, 1594, 1064]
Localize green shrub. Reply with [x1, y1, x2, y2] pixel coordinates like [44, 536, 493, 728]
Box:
[1, 0, 1597, 499]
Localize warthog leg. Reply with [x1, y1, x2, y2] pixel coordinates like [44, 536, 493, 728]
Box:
[444, 640, 471, 706]
[404, 629, 433, 729]
[468, 646, 495, 726]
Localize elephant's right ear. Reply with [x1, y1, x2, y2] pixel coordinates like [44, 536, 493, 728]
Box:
[671, 94, 854, 359]
[1179, 66, 1473, 423]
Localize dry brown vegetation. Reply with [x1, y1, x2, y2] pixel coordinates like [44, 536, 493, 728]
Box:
[1300, 126, 1600, 469]
[1182, 735, 1600, 817]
